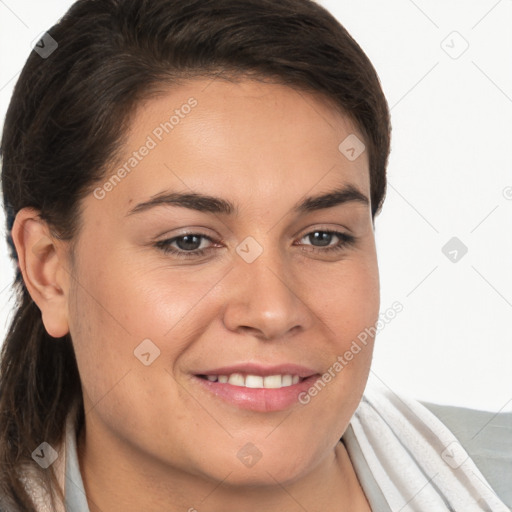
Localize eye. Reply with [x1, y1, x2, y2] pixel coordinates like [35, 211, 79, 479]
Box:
[296, 230, 356, 254]
[154, 229, 357, 259]
[154, 233, 217, 259]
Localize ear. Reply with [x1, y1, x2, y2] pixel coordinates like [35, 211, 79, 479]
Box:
[11, 207, 71, 338]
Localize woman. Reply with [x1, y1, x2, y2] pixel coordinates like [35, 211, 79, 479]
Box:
[0, 0, 510, 511]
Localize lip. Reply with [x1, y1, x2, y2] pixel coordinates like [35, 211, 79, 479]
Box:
[192, 363, 320, 413]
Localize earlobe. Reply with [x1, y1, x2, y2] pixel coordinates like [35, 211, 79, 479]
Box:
[11, 207, 70, 338]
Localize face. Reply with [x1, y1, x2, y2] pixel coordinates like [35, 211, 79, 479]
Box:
[65, 78, 379, 487]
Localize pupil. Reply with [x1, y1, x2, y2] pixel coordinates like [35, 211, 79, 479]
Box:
[311, 231, 331, 246]
[177, 235, 201, 250]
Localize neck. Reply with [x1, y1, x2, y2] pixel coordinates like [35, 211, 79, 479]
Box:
[77, 423, 370, 512]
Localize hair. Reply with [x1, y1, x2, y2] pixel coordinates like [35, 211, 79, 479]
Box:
[0, 0, 391, 509]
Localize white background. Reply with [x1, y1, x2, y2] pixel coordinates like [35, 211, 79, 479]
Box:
[1, 0, 511, 412]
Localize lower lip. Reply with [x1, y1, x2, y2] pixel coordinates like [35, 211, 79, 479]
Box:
[192, 375, 320, 412]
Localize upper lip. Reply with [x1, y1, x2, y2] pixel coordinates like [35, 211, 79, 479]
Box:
[195, 363, 319, 378]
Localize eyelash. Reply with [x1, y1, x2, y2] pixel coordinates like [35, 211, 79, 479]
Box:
[154, 230, 356, 259]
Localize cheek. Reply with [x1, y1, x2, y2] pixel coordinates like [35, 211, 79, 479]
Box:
[67, 273, 129, 405]
[337, 262, 380, 372]
[301, 255, 379, 404]
[67, 254, 220, 411]
[99, 250, 223, 338]
[306, 254, 380, 337]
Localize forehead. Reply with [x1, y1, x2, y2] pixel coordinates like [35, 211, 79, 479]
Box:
[93, 78, 370, 218]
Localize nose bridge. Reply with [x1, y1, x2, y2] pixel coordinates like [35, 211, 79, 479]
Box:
[222, 239, 312, 339]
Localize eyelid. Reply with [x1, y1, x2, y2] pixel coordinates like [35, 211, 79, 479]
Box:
[295, 222, 353, 238]
[155, 223, 351, 245]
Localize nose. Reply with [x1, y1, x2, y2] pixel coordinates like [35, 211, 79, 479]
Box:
[222, 246, 314, 341]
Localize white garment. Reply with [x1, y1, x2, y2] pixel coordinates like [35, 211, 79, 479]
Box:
[347, 380, 510, 511]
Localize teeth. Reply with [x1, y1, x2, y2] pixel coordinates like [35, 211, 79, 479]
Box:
[203, 373, 302, 389]
[263, 375, 282, 389]
[228, 373, 245, 386]
[245, 375, 263, 388]
[282, 374, 293, 387]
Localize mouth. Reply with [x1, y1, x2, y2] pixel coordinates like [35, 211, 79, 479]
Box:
[192, 364, 320, 412]
[197, 373, 303, 388]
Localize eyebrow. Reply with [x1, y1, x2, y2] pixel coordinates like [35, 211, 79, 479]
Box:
[126, 184, 369, 217]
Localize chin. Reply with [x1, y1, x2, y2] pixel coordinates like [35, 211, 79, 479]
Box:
[194, 444, 315, 489]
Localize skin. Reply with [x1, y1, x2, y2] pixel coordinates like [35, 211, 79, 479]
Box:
[13, 78, 379, 511]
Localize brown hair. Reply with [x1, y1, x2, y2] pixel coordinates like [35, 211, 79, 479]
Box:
[0, 0, 391, 509]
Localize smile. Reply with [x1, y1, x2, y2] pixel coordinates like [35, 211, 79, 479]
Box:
[198, 373, 302, 388]
[192, 364, 320, 412]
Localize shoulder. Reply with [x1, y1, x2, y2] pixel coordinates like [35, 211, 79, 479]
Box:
[422, 401, 512, 509]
